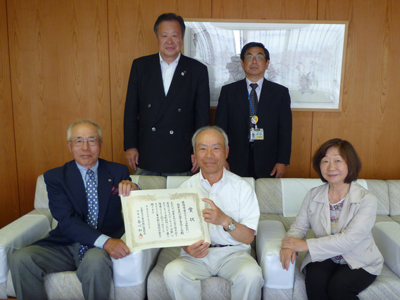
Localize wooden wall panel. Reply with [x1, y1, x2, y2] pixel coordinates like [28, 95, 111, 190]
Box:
[315, 0, 400, 179]
[0, 0, 20, 228]
[3, 0, 400, 228]
[109, 0, 212, 168]
[8, 0, 111, 215]
[212, 0, 317, 20]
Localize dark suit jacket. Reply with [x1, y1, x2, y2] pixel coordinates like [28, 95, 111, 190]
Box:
[215, 78, 292, 178]
[35, 159, 130, 248]
[124, 53, 210, 173]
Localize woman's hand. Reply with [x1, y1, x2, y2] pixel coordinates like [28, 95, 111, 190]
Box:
[281, 236, 308, 252]
[280, 248, 296, 270]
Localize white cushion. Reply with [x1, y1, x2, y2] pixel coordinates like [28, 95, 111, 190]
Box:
[256, 220, 295, 289]
[0, 215, 50, 283]
[166, 176, 191, 189]
[373, 222, 400, 278]
[112, 246, 160, 287]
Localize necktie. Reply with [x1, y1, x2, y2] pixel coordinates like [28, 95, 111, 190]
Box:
[79, 169, 99, 261]
[249, 83, 258, 126]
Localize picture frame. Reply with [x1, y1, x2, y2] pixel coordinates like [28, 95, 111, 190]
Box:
[183, 19, 348, 111]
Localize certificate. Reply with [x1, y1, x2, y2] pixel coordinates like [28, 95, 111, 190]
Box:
[121, 187, 210, 252]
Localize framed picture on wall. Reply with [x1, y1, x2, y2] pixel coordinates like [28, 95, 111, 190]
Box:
[183, 19, 348, 111]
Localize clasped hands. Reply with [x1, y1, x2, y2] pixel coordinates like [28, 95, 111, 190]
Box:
[280, 236, 308, 270]
[182, 198, 230, 258]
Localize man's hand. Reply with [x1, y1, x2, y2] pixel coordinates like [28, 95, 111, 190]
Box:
[103, 238, 130, 259]
[182, 240, 210, 258]
[118, 180, 138, 197]
[191, 154, 200, 174]
[125, 148, 139, 171]
[280, 248, 296, 270]
[270, 163, 286, 178]
[202, 198, 230, 229]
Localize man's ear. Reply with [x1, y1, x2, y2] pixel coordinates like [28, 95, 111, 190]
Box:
[67, 142, 72, 154]
[225, 145, 229, 159]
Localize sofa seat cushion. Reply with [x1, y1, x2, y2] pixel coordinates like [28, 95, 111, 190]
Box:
[375, 215, 396, 223]
[44, 271, 115, 300]
[147, 247, 231, 300]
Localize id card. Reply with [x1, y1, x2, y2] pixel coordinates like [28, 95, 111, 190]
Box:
[250, 128, 264, 141]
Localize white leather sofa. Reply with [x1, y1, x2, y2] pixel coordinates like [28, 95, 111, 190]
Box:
[2, 176, 400, 300]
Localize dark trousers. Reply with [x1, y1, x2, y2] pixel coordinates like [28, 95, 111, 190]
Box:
[247, 143, 257, 179]
[305, 259, 377, 300]
[10, 243, 112, 300]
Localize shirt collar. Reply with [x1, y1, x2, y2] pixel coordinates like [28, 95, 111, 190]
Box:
[159, 52, 181, 65]
[199, 167, 226, 187]
[76, 160, 99, 176]
[246, 77, 264, 90]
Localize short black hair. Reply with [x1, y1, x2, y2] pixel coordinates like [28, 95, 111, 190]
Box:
[240, 42, 270, 61]
[154, 13, 185, 36]
[312, 138, 362, 184]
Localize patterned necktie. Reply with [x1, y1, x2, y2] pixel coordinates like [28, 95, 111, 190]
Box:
[79, 169, 99, 261]
[249, 83, 258, 127]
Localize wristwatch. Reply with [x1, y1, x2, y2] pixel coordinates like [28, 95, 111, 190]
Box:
[224, 218, 235, 232]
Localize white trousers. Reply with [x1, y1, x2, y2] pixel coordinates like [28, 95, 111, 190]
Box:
[164, 245, 264, 300]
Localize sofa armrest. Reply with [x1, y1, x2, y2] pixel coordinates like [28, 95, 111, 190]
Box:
[0, 214, 50, 284]
[256, 220, 295, 289]
[372, 222, 400, 277]
[111, 234, 160, 287]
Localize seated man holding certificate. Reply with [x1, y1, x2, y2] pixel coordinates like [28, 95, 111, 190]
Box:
[163, 125, 264, 300]
[10, 120, 138, 300]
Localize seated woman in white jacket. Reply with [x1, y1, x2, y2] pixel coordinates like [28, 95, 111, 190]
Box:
[280, 138, 383, 300]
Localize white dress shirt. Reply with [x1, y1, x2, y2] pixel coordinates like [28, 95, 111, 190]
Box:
[160, 52, 181, 96]
[246, 77, 264, 102]
[179, 168, 260, 248]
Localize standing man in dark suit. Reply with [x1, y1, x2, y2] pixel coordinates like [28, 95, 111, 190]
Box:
[215, 42, 292, 179]
[124, 13, 210, 176]
[10, 120, 138, 300]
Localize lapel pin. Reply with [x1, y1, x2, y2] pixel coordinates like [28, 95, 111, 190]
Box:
[181, 71, 186, 76]
[108, 179, 112, 182]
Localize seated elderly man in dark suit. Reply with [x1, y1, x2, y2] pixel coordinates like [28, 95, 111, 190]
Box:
[10, 120, 138, 300]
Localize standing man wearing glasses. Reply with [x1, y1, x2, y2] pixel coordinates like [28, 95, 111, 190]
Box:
[10, 120, 138, 300]
[215, 42, 292, 179]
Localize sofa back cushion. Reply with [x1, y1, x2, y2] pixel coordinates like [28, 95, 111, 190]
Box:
[136, 175, 166, 190]
[34, 175, 49, 210]
[387, 180, 400, 216]
[367, 180, 390, 216]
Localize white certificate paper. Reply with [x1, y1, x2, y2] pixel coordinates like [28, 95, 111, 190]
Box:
[121, 187, 210, 252]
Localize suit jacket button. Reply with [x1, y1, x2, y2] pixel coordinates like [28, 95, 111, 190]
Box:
[148, 104, 151, 108]
[152, 127, 156, 131]
[170, 130, 174, 134]
[178, 108, 181, 112]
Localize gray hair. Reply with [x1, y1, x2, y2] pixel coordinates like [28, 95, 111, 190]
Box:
[192, 126, 229, 150]
[67, 120, 103, 141]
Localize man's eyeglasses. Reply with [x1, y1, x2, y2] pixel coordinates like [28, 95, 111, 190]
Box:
[245, 54, 266, 62]
[70, 137, 100, 147]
